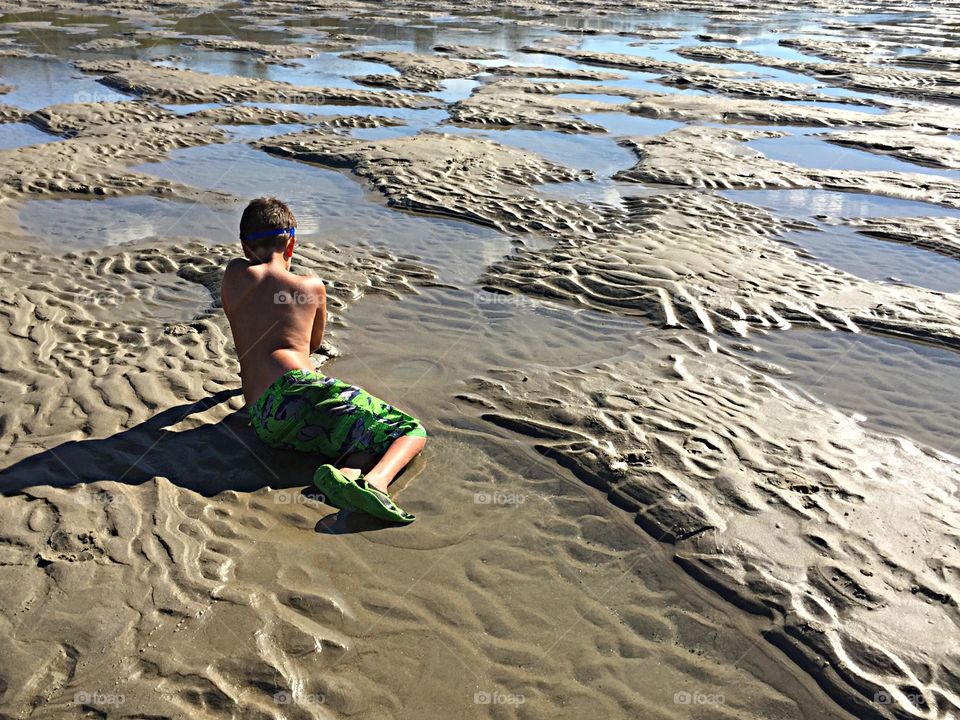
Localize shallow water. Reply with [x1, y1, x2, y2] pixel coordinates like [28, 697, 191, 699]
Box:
[721, 188, 960, 219]
[0, 56, 128, 109]
[20, 195, 234, 249]
[738, 330, 960, 454]
[147, 46, 393, 91]
[0, 120, 54, 148]
[587, 112, 682, 136]
[782, 224, 960, 294]
[747, 133, 960, 177]
[442, 125, 635, 175]
[136, 143, 508, 284]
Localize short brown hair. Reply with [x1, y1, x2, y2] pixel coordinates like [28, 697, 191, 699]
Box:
[239, 197, 296, 252]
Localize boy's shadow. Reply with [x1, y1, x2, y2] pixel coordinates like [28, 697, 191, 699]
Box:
[0, 390, 397, 533]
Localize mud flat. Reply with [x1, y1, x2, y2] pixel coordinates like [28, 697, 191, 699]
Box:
[1, 1, 959, 719]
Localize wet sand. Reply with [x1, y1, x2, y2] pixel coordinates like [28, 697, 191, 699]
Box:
[0, 1, 958, 719]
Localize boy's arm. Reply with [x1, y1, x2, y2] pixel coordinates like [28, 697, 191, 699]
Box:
[309, 278, 327, 353]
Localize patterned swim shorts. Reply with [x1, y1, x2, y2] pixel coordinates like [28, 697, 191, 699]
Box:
[249, 369, 426, 460]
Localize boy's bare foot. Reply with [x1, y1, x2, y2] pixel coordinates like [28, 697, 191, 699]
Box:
[338, 467, 363, 482]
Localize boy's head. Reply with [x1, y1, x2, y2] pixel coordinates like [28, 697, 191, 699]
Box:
[239, 197, 297, 262]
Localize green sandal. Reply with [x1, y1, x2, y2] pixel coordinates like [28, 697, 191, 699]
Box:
[313, 465, 416, 524]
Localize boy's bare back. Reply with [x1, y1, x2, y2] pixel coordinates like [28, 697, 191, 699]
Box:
[221, 259, 326, 405]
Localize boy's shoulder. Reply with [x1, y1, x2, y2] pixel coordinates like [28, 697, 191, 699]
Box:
[222, 258, 325, 293]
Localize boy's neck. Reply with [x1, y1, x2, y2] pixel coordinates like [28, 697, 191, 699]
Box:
[251, 252, 290, 270]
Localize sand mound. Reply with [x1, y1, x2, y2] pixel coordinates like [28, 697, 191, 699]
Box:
[432, 44, 506, 59]
[519, 44, 744, 78]
[616, 126, 960, 208]
[0, 116, 227, 200]
[448, 77, 620, 133]
[893, 47, 960, 72]
[255, 130, 609, 236]
[626, 94, 934, 129]
[74, 59, 444, 108]
[186, 105, 407, 130]
[344, 50, 481, 92]
[71, 37, 140, 52]
[181, 36, 329, 64]
[659, 74, 889, 106]
[0, 103, 24, 122]
[675, 44, 960, 103]
[29, 101, 182, 136]
[481, 190, 960, 349]
[491, 65, 626, 81]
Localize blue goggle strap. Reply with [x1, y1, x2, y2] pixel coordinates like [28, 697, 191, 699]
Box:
[240, 227, 295, 242]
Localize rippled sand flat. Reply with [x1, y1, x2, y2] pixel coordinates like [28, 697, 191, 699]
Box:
[0, 1, 958, 719]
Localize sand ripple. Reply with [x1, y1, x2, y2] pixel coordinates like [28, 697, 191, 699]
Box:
[459, 334, 960, 719]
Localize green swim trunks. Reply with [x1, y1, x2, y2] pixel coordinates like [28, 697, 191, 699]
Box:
[250, 369, 426, 460]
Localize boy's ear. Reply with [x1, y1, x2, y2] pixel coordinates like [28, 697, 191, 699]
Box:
[283, 236, 296, 259]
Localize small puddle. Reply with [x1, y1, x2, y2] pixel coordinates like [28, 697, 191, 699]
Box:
[20, 195, 233, 249]
[0, 56, 129, 109]
[442, 125, 634, 176]
[781, 224, 960, 293]
[0, 121, 55, 149]
[429, 78, 479, 103]
[136, 142, 509, 284]
[746, 133, 959, 177]
[736, 329, 960, 454]
[557, 92, 633, 104]
[588, 112, 682, 136]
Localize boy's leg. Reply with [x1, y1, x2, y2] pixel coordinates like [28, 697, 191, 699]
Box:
[338, 434, 426, 493]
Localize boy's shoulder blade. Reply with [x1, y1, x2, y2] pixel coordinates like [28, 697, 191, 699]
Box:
[224, 257, 249, 273]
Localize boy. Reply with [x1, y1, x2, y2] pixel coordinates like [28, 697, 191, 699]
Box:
[220, 197, 426, 523]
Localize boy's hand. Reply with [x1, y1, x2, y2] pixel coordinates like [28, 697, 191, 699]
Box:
[308, 278, 327, 353]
